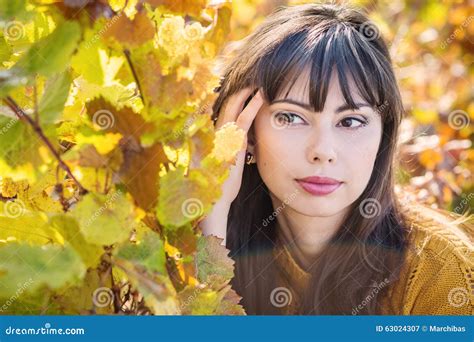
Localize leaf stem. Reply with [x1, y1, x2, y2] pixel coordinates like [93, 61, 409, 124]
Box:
[3, 96, 88, 195]
[123, 49, 145, 107]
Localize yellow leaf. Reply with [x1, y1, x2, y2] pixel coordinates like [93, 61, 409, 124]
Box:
[211, 122, 246, 163]
[76, 132, 122, 155]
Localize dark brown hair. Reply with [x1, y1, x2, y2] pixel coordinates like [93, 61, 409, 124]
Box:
[211, 3, 410, 315]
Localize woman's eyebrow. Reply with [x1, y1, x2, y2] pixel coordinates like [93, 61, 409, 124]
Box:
[270, 99, 372, 114]
[335, 102, 372, 113]
[270, 99, 313, 111]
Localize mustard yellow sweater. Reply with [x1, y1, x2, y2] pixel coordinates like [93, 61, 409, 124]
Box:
[273, 203, 474, 315]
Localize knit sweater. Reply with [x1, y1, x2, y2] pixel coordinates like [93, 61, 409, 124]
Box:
[272, 203, 474, 315]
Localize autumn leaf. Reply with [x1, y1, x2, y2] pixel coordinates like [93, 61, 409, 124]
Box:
[104, 10, 155, 48]
[196, 235, 235, 289]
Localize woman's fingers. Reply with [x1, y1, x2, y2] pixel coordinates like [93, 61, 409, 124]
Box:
[235, 90, 263, 132]
[215, 87, 260, 129]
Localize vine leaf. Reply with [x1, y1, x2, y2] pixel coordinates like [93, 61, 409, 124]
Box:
[71, 191, 136, 246]
[0, 242, 86, 298]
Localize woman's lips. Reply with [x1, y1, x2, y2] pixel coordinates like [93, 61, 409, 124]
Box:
[295, 179, 343, 196]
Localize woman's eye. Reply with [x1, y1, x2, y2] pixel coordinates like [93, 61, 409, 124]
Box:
[273, 112, 305, 126]
[337, 117, 368, 129]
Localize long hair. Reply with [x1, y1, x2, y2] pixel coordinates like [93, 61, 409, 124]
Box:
[211, 3, 410, 315]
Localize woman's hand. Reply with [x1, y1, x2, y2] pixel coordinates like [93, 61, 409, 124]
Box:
[200, 87, 264, 245]
[215, 87, 264, 205]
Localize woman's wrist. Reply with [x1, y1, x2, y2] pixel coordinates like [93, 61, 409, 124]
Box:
[200, 199, 231, 245]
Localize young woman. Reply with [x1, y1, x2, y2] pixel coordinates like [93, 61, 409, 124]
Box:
[201, 3, 474, 315]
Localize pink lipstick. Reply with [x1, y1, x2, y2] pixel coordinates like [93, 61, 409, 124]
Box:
[295, 176, 343, 196]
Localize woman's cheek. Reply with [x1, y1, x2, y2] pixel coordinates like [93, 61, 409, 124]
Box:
[343, 133, 381, 194]
[255, 132, 286, 170]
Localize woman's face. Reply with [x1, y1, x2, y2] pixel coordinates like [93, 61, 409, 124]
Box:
[251, 70, 383, 217]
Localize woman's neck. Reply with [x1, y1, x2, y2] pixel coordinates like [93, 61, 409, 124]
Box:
[272, 198, 349, 271]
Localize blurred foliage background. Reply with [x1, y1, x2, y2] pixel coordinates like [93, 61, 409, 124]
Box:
[227, 0, 473, 215]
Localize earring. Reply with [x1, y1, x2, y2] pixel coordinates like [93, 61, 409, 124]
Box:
[245, 151, 255, 165]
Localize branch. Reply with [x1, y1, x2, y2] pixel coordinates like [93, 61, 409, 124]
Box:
[123, 49, 145, 107]
[33, 78, 39, 123]
[3, 96, 88, 195]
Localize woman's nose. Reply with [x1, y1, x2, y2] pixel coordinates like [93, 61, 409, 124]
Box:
[306, 126, 337, 164]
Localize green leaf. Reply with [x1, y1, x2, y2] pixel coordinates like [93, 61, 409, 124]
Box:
[54, 268, 115, 314]
[0, 0, 26, 19]
[0, 242, 86, 298]
[71, 191, 136, 246]
[157, 166, 220, 227]
[0, 205, 62, 245]
[38, 72, 72, 124]
[115, 231, 166, 275]
[71, 20, 125, 86]
[0, 36, 12, 63]
[16, 21, 81, 77]
[0, 111, 44, 169]
[49, 214, 104, 269]
[178, 284, 245, 315]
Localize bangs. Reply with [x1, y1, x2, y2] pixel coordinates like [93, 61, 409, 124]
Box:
[254, 24, 397, 121]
